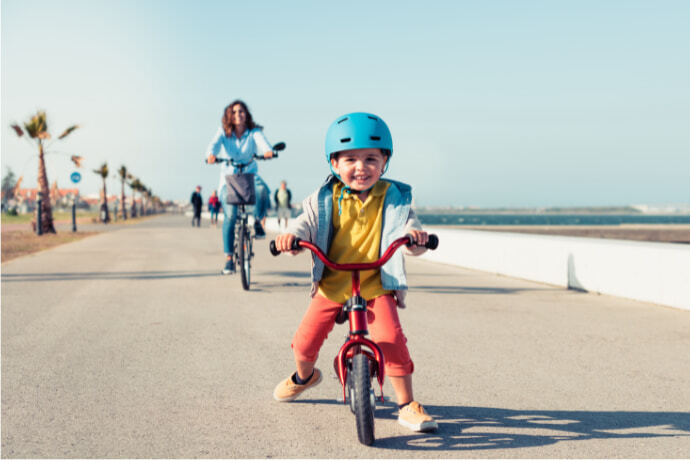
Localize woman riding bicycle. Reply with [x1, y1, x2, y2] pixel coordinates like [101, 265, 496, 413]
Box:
[205, 100, 274, 274]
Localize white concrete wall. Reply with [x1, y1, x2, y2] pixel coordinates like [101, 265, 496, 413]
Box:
[420, 227, 690, 311]
[245, 216, 690, 311]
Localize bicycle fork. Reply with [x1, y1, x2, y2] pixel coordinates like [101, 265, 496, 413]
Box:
[335, 298, 386, 404]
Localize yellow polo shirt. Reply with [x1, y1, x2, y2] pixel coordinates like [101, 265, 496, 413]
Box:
[317, 180, 392, 303]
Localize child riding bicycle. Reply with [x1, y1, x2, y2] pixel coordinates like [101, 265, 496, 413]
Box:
[272, 112, 438, 432]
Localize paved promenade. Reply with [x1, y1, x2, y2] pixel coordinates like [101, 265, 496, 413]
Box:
[2, 215, 689, 458]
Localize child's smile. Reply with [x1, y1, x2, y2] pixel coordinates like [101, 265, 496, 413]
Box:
[331, 148, 388, 194]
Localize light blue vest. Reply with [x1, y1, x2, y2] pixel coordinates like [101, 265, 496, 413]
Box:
[311, 176, 413, 291]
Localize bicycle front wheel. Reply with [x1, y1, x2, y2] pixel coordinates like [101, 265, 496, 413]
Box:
[352, 353, 375, 445]
[239, 226, 251, 290]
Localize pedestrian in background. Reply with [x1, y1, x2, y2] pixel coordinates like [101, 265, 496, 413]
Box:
[208, 190, 221, 227]
[190, 185, 203, 227]
[274, 180, 292, 229]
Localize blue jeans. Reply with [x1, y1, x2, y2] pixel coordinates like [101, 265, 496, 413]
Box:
[221, 177, 271, 256]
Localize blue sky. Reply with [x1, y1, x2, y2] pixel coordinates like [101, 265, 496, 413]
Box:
[2, 0, 689, 207]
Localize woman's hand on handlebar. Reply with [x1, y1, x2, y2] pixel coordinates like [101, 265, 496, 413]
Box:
[275, 233, 301, 254]
[207, 154, 217, 164]
[263, 150, 274, 159]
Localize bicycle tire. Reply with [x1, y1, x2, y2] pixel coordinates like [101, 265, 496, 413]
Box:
[243, 228, 252, 289]
[352, 353, 375, 445]
[239, 226, 250, 290]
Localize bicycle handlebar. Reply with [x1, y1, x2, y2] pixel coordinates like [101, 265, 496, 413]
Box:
[206, 154, 277, 165]
[205, 142, 286, 165]
[269, 234, 439, 271]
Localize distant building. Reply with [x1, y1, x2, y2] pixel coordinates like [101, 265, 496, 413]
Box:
[12, 185, 79, 209]
[7, 186, 135, 213]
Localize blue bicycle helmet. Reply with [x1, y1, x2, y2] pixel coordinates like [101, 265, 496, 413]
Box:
[325, 112, 393, 213]
[325, 112, 393, 171]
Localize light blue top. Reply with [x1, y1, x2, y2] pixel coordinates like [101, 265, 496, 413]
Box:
[205, 127, 272, 193]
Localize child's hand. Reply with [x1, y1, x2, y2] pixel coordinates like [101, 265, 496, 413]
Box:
[275, 233, 301, 255]
[408, 230, 429, 249]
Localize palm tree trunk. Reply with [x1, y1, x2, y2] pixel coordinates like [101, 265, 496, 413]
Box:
[121, 180, 127, 220]
[37, 142, 56, 234]
[131, 191, 137, 218]
[102, 181, 110, 223]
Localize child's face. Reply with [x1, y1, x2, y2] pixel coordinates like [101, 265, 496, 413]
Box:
[331, 148, 388, 192]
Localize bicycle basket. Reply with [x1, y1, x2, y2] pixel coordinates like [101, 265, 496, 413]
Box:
[225, 173, 256, 205]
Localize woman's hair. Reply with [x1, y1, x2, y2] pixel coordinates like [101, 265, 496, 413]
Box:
[222, 100, 262, 137]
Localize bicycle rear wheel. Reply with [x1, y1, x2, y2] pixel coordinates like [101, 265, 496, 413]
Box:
[239, 226, 251, 290]
[352, 353, 375, 445]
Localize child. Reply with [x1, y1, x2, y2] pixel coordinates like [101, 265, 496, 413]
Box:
[272, 112, 437, 432]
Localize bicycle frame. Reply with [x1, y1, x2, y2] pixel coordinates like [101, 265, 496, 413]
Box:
[283, 236, 414, 405]
[233, 202, 251, 243]
[224, 161, 255, 275]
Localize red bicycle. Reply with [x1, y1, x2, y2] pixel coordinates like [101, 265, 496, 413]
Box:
[270, 233, 439, 445]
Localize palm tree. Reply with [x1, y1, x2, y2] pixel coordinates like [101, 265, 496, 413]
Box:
[138, 183, 148, 216]
[93, 162, 110, 223]
[130, 177, 142, 218]
[117, 165, 128, 220]
[143, 187, 153, 215]
[10, 111, 79, 234]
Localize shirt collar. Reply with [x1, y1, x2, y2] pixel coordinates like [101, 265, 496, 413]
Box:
[336, 180, 387, 201]
[230, 129, 250, 140]
[369, 180, 387, 197]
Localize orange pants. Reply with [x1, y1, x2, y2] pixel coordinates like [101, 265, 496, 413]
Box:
[291, 294, 414, 377]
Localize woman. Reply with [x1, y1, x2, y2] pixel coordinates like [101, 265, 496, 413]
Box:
[205, 100, 274, 274]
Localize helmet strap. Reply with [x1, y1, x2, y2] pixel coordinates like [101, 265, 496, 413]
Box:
[337, 183, 376, 215]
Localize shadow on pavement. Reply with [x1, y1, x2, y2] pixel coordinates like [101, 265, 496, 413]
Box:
[412, 285, 550, 295]
[1, 270, 221, 282]
[260, 271, 311, 278]
[268, 399, 689, 450]
[371, 405, 690, 451]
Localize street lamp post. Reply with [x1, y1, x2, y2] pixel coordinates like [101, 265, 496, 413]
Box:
[72, 197, 77, 232]
[36, 193, 43, 236]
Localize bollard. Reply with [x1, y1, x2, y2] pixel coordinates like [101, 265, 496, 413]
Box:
[36, 198, 43, 236]
[72, 201, 77, 232]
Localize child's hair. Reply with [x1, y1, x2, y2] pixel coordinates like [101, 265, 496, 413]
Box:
[222, 100, 263, 137]
[329, 148, 390, 162]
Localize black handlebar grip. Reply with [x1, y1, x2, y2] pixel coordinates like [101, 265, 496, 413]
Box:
[406, 233, 439, 249]
[269, 238, 302, 256]
[425, 234, 439, 250]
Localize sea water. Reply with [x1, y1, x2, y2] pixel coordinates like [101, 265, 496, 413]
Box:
[417, 214, 690, 226]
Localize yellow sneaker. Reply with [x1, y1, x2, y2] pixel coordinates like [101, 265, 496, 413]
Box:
[273, 369, 323, 402]
[397, 401, 438, 432]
